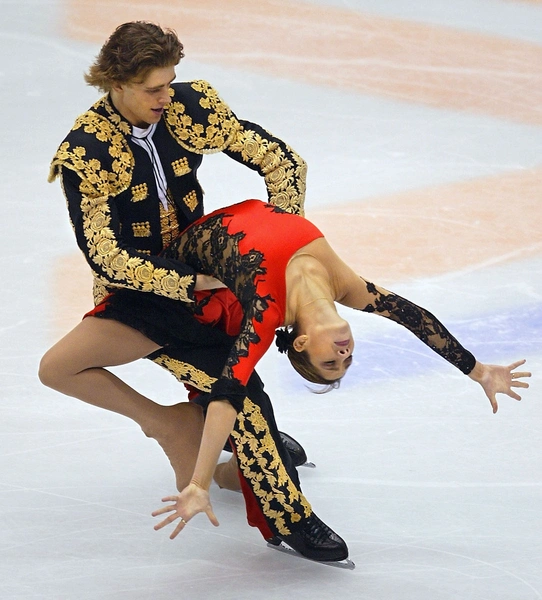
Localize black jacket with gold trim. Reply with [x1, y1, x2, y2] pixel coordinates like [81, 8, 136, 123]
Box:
[49, 80, 307, 305]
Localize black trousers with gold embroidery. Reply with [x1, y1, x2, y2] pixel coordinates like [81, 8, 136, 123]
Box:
[149, 344, 313, 540]
[92, 288, 313, 539]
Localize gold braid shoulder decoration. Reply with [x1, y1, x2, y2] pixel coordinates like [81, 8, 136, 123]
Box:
[164, 80, 241, 154]
[48, 96, 134, 195]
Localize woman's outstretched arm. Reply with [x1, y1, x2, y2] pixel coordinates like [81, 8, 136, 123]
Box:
[337, 269, 530, 411]
[152, 399, 237, 538]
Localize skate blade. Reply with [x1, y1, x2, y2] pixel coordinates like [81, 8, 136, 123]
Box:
[299, 461, 316, 468]
[267, 541, 355, 570]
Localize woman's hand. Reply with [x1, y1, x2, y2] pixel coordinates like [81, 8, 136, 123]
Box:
[152, 482, 219, 539]
[152, 399, 237, 539]
[468, 359, 531, 413]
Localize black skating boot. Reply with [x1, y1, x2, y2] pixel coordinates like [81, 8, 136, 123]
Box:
[276, 431, 308, 467]
[223, 431, 308, 467]
[267, 513, 349, 562]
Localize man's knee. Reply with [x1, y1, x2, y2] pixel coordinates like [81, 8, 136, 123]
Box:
[38, 347, 68, 391]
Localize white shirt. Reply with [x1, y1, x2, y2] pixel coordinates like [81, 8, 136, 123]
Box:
[131, 123, 169, 209]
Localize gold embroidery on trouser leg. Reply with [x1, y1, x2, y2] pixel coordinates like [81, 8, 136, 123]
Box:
[151, 353, 216, 392]
[150, 354, 312, 535]
[232, 397, 312, 536]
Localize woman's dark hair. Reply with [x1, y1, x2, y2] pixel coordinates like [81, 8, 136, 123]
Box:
[275, 327, 341, 390]
[84, 22, 185, 92]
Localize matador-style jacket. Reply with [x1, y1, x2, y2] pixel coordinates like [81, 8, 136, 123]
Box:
[49, 80, 307, 306]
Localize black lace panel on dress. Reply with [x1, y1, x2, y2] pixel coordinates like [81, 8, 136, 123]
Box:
[164, 212, 275, 379]
[358, 281, 475, 374]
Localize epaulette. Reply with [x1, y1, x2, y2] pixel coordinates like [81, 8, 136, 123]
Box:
[48, 96, 134, 199]
[165, 80, 241, 154]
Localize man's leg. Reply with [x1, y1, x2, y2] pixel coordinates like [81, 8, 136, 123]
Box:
[38, 316, 205, 491]
[150, 346, 349, 561]
[228, 373, 308, 540]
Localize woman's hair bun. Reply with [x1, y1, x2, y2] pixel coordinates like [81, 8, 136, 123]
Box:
[275, 327, 294, 354]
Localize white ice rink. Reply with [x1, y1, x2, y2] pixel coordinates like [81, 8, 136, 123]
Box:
[1, 1, 540, 598]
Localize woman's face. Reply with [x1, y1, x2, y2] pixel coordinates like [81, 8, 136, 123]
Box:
[303, 319, 355, 381]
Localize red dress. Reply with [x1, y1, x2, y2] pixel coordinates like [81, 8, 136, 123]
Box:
[162, 199, 324, 406]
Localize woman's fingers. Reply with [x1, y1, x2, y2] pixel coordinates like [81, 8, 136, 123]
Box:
[205, 507, 220, 527]
[508, 359, 526, 370]
[151, 505, 176, 517]
[151, 490, 218, 537]
[488, 394, 498, 414]
[153, 512, 181, 531]
[169, 518, 189, 540]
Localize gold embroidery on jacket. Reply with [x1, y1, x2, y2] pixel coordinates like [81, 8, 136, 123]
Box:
[183, 190, 198, 212]
[160, 194, 180, 246]
[49, 98, 194, 304]
[165, 80, 240, 153]
[80, 191, 193, 302]
[131, 183, 148, 202]
[93, 275, 109, 305]
[48, 99, 133, 195]
[228, 127, 307, 216]
[132, 221, 152, 238]
[171, 157, 191, 177]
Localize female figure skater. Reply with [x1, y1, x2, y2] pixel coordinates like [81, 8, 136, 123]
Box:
[94, 198, 529, 540]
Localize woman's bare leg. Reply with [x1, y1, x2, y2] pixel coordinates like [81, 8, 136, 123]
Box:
[38, 317, 204, 490]
[214, 455, 242, 491]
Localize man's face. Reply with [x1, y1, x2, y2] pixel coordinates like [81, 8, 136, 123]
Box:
[112, 65, 176, 127]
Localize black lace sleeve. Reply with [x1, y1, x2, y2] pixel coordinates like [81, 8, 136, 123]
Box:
[358, 281, 476, 375]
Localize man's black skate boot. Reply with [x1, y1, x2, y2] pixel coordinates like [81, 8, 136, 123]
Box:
[267, 513, 349, 562]
[223, 431, 308, 467]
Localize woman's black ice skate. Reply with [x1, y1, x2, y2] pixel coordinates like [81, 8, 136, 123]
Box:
[277, 431, 310, 468]
[223, 431, 314, 468]
[267, 514, 355, 569]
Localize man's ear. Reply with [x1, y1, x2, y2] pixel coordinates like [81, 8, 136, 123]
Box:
[292, 334, 308, 353]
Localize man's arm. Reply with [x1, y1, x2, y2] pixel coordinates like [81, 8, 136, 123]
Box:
[223, 118, 307, 216]
[165, 81, 307, 216]
[61, 167, 197, 302]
